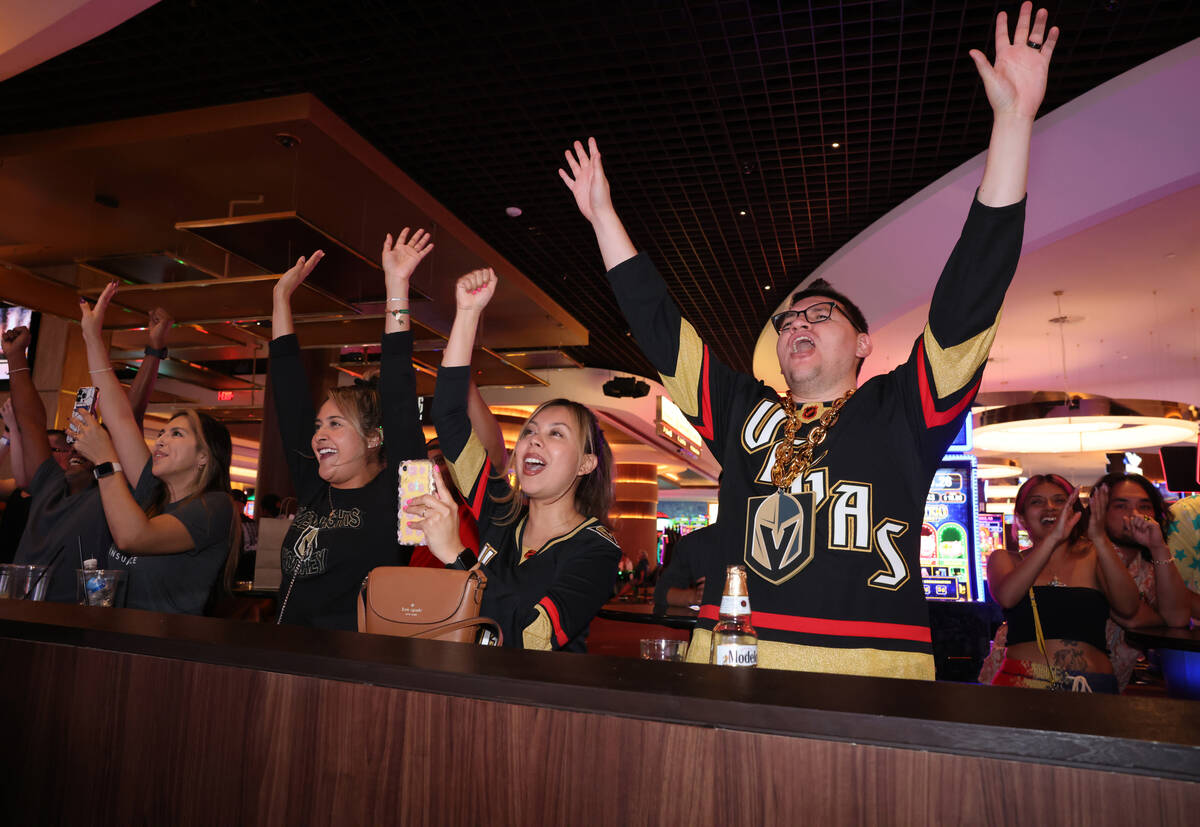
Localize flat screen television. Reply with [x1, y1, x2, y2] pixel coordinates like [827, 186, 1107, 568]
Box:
[1159, 445, 1200, 494]
[0, 305, 40, 389]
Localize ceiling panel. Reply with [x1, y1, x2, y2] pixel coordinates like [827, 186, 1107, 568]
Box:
[1, 0, 1197, 375]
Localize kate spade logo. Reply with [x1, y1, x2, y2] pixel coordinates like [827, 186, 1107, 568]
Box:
[400, 602, 422, 617]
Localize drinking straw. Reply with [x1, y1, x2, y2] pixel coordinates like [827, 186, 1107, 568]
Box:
[25, 544, 65, 599]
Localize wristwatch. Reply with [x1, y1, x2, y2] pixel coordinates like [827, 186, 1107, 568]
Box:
[144, 345, 168, 359]
[448, 548, 479, 570]
[93, 461, 123, 480]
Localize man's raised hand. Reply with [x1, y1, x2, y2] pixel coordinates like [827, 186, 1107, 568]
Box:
[559, 137, 615, 225]
[970, 2, 1058, 120]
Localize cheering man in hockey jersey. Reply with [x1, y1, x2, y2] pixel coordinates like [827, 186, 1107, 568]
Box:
[560, 3, 1058, 679]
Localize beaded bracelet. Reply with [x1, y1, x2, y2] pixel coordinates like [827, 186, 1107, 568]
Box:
[1151, 558, 1176, 567]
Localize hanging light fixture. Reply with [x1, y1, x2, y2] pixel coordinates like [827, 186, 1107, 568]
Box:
[973, 395, 1198, 453]
[974, 290, 1199, 454]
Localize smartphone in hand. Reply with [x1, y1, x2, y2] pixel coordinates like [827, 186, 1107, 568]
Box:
[397, 459, 435, 546]
[66, 386, 99, 444]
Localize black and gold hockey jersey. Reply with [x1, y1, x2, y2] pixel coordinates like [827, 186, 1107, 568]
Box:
[435, 366, 621, 651]
[606, 196, 1025, 679]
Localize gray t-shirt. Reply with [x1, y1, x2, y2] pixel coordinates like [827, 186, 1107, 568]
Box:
[13, 459, 112, 603]
[105, 459, 235, 615]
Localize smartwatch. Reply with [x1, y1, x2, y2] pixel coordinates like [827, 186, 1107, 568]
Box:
[93, 461, 123, 480]
[448, 548, 479, 570]
[144, 346, 168, 359]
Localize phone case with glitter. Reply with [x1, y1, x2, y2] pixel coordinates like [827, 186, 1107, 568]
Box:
[397, 459, 434, 546]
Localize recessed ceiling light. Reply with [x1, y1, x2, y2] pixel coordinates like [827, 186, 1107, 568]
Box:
[831, 142, 841, 149]
[764, 285, 771, 291]
[739, 210, 747, 216]
[505, 206, 523, 217]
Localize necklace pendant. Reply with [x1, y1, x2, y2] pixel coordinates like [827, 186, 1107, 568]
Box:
[1049, 575, 1065, 587]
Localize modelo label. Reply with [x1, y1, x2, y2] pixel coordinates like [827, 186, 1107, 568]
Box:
[715, 644, 757, 667]
[719, 595, 750, 616]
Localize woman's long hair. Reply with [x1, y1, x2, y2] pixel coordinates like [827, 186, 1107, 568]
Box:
[147, 410, 240, 603]
[495, 399, 614, 527]
[1090, 471, 1169, 560]
[1011, 473, 1078, 548]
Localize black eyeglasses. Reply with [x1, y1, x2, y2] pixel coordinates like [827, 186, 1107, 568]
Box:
[771, 301, 862, 334]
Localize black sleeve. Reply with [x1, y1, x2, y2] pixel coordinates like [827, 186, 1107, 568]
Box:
[433, 365, 509, 526]
[605, 253, 764, 466]
[521, 529, 622, 649]
[268, 334, 322, 502]
[380, 330, 426, 477]
[895, 195, 1027, 464]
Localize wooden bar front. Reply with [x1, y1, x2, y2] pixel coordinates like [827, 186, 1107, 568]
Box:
[1, 600, 1197, 826]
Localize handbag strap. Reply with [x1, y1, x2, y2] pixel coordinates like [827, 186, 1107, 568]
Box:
[410, 616, 504, 646]
[1027, 586, 1059, 684]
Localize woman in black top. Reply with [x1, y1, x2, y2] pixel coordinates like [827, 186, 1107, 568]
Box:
[270, 230, 431, 629]
[410, 268, 620, 651]
[986, 474, 1140, 692]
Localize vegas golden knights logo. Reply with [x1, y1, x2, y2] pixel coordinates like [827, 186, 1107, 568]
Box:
[745, 490, 815, 585]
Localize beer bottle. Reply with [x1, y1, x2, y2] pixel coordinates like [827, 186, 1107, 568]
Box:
[710, 564, 757, 667]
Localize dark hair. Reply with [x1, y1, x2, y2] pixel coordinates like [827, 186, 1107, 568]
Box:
[46, 428, 67, 439]
[788, 279, 869, 334]
[496, 398, 614, 526]
[257, 493, 282, 518]
[1090, 472, 1169, 556]
[786, 278, 870, 375]
[1012, 473, 1076, 547]
[149, 411, 240, 602]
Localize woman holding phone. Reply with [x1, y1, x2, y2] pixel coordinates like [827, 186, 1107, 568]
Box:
[68, 288, 238, 615]
[410, 267, 620, 651]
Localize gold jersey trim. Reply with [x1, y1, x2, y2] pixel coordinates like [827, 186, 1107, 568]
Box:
[922, 316, 1000, 400]
[448, 431, 487, 500]
[514, 516, 598, 565]
[659, 317, 705, 418]
[686, 628, 934, 680]
[522, 605, 552, 650]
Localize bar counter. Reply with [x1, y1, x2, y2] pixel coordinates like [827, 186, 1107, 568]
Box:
[1, 600, 1197, 825]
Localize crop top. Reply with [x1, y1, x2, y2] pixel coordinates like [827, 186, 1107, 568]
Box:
[1004, 586, 1109, 653]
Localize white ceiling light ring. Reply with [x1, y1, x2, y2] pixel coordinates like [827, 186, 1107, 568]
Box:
[973, 396, 1199, 454]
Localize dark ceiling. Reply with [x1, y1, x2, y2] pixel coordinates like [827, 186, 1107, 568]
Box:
[2, 0, 1198, 378]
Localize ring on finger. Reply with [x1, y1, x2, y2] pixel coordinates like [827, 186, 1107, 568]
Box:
[1026, 39, 1042, 49]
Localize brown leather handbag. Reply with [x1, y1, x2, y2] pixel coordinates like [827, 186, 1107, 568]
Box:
[357, 567, 502, 645]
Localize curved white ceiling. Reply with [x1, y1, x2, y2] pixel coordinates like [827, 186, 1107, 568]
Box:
[753, 38, 1200, 410]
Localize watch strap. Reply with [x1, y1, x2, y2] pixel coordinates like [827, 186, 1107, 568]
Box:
[93, 461, 123, 480]
[144, 345, 168, 359]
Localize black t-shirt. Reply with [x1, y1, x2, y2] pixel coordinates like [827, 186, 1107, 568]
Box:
[13, 459, 111, 603]
[105, 459, 235, 615]
[269, 331, 425, 630]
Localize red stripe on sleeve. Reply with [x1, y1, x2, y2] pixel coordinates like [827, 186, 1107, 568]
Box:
[916, 339, 980, 429]
[695, 345, 715, 441]
[468, 457, 491, 521]
[537, 596, 568, 647]
[700, 605, 930, 643]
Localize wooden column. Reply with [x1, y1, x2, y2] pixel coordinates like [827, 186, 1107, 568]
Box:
[610, 462, 658, 567]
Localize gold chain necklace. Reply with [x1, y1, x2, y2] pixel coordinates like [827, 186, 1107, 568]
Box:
[770, 388, 855, 490]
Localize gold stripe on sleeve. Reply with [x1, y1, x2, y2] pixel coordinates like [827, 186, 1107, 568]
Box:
[685, 628, 712, 664]
[659, 318, 705, 418]
[922, 316, 1001, 400]
[448, 431, 487, 498]
[522, 605, 553, 651]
